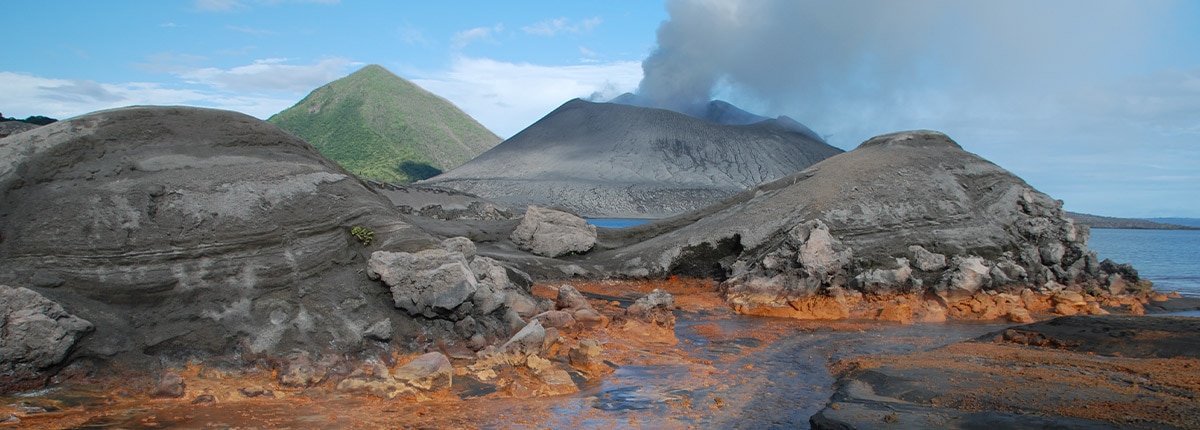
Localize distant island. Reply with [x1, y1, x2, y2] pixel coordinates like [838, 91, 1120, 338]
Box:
[1066, 211, 1199, 230]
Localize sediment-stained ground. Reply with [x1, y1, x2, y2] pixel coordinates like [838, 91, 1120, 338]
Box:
[2, 280, 1195, 429]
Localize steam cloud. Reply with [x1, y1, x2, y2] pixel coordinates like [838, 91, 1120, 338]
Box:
[637, 0, 1175, 146]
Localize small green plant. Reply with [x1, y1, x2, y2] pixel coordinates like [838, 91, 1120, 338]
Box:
[350, 226, 374, 246]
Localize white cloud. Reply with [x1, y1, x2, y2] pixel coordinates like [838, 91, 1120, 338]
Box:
[0, 71, 294, 120]
[410, 56, 642, 137]
[522, 17, 602, 36]
[177, 57, 355, 93]
[1, 58, 357, 121]
[452, 24, 504, 49]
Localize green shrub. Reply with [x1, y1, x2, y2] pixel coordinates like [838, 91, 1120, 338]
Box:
[350, 226, 374, 246]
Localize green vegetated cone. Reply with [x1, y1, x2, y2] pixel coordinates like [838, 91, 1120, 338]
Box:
[269, 64, 501, 183]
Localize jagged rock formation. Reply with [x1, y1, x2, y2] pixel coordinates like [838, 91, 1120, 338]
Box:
[592, 131, 1141, 318]
[0, 285, 93, 391]
[419, 99, 843, 218]
[269, 64, 501, 183]
[0, 106, 536, 392]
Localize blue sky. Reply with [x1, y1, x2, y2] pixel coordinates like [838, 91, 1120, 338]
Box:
[3, 0, 1198, 218]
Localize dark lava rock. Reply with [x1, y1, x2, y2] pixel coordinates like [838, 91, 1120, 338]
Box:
[0, 106, 538, 392]
[988, 314, 1200, 358]
[813, 314, 1200, 429]
[0, 285, 93, 392]
[419, 98, 842, 218]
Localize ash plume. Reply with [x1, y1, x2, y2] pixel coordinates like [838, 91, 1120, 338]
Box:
[636, 0, 1173, 146]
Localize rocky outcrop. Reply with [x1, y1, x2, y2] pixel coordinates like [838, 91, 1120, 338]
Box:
[598, 131, 1144, 320]
[0, 286, 93, 391]
[419, 99, 842, 218]
[0, 106, 539, 392]
[337, 352, 454, 399]
[510, 206, 597, 258]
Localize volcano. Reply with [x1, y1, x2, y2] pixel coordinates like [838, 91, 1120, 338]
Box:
[418, 98, 842, 218]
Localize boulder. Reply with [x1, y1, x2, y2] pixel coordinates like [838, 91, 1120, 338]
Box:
[568, 338, 604, 369]
[532, 310, 576, 329]
[440, 236, 477, 260]
[510, 206, 597, 257]
[908, 245, 947, 272]
[278, 351, 328, 388]
[625, 289, 677, 328]
[936, 257, 991, 305]
[368, 249, 478, 318]
[498, 320, 546, 363]
[0, 285, 93, 392]
[555, 284, 591, 312]
[392, 352, 453, 392]
[151, 372, 186, 398]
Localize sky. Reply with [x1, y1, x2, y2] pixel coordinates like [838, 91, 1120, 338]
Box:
[2, 0, 1198, 218]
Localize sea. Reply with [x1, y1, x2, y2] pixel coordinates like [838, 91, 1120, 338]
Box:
[1087, 228, 1200, 298]
[589, 219, 1200, 299]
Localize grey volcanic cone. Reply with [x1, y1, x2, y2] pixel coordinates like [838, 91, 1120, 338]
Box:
[596, 131, 1123, 298]
[0, 106, 525, 381]
[418, 99, 842, 218]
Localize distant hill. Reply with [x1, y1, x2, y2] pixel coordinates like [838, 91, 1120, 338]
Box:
[419, 98, 843, 218]
[1145, 217, 1200, 228]
[269, 64, 501, 183]
[1066, 211, 1198, 230]
[0, 114, 57, 139]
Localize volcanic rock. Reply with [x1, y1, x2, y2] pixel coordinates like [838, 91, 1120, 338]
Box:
[152, 372, 186, 398]
[392, 352, 453, 392]
[0, 106, 539, 391]
[0, 285, 93, 392]
[0, 121, 39, 139]
[509, 206, 597, 257]
[497, 320, 546, 365]
[554, 285, 591, 312]
[625, 289, 676, 328]
[568, 338, 603, 369]
[368, 249, 478, 318]
[596, 130, 1133, 315]
[419, 99, 842, 218]
[813, 315, 1200, 429]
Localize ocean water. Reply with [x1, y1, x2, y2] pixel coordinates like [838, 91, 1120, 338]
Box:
[1086, 229, 1200, 298]
[586, 218, 653, 229]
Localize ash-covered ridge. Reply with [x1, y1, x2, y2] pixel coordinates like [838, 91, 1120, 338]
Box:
[418, 98, 842, 218]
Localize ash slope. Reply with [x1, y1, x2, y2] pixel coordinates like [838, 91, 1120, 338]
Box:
[418, 99, 842, 218]
[597, 131, 1114, 296]
[0, 106, 527, 383]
